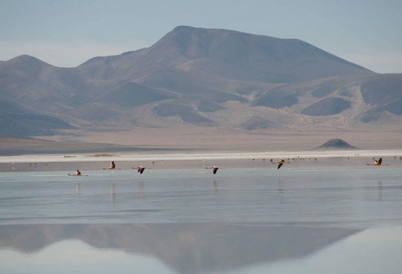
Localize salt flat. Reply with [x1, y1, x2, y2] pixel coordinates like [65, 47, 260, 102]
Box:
[1, 149, 402, 164]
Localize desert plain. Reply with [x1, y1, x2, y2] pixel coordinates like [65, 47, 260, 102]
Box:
[1, 128, 402, 172]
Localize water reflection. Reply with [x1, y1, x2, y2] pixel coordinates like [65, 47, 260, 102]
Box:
[264, 226, 402, 274]
[0, 223, 360, 274]
[110, 183, 115, 205]
[376, 181, 383, 201]
[137, 180, 145, 197]
[277, 179, 284, 192]
[1, 240, 172, 274]
[213, 180, 218, 194]
[75, 182, 81, 194]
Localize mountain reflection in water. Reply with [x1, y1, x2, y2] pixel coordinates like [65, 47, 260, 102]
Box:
[0, 223, 359, 274]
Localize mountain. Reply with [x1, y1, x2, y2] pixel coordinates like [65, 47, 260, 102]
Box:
[0, 101, 74, 136]
[314, 138, 357, 150]
[0, 223, 359, 274]
[1, 26, 401, 138]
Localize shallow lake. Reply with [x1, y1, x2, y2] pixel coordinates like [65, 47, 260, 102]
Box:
[1, 160, 401, 273]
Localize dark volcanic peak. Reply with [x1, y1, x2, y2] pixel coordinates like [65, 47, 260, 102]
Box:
[156, 26, 211, 59]
[150, 26, 372, 82]
[314, 138, 357, 150]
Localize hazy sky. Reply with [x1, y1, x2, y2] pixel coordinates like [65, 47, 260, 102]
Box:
[1, 0, 401, 73]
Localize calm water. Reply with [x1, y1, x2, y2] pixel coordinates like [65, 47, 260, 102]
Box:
[1, 161, 402, 273]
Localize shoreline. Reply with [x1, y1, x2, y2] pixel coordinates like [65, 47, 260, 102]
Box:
[1, 148, 402, 164]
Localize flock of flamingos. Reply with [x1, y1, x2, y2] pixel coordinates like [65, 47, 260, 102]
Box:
[67, 156, 395, 176]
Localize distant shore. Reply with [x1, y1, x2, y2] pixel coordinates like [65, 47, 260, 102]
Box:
[1, 148, 401, 164]
[1, 148, 402, 173]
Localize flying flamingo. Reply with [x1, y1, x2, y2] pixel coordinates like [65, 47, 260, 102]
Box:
[367, 157, 388, 166]
[206, 166, 220, 174]
[277, 159, 287, 169]
[132, 166, 148, 174]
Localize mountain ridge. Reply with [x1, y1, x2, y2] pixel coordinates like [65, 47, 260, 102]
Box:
[1, 26, 401, 138]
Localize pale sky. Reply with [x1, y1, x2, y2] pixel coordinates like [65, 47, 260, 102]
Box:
[1, 0, 401, 73]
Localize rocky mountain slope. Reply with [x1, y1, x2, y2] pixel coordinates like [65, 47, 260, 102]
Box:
[1, 26, 401, 137]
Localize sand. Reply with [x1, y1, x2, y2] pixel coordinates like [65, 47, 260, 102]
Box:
[1, 148, 402, 163]
[1, 148, 402, 173]
[40, 128, 402, 151]
[1, 128, 401, 171]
